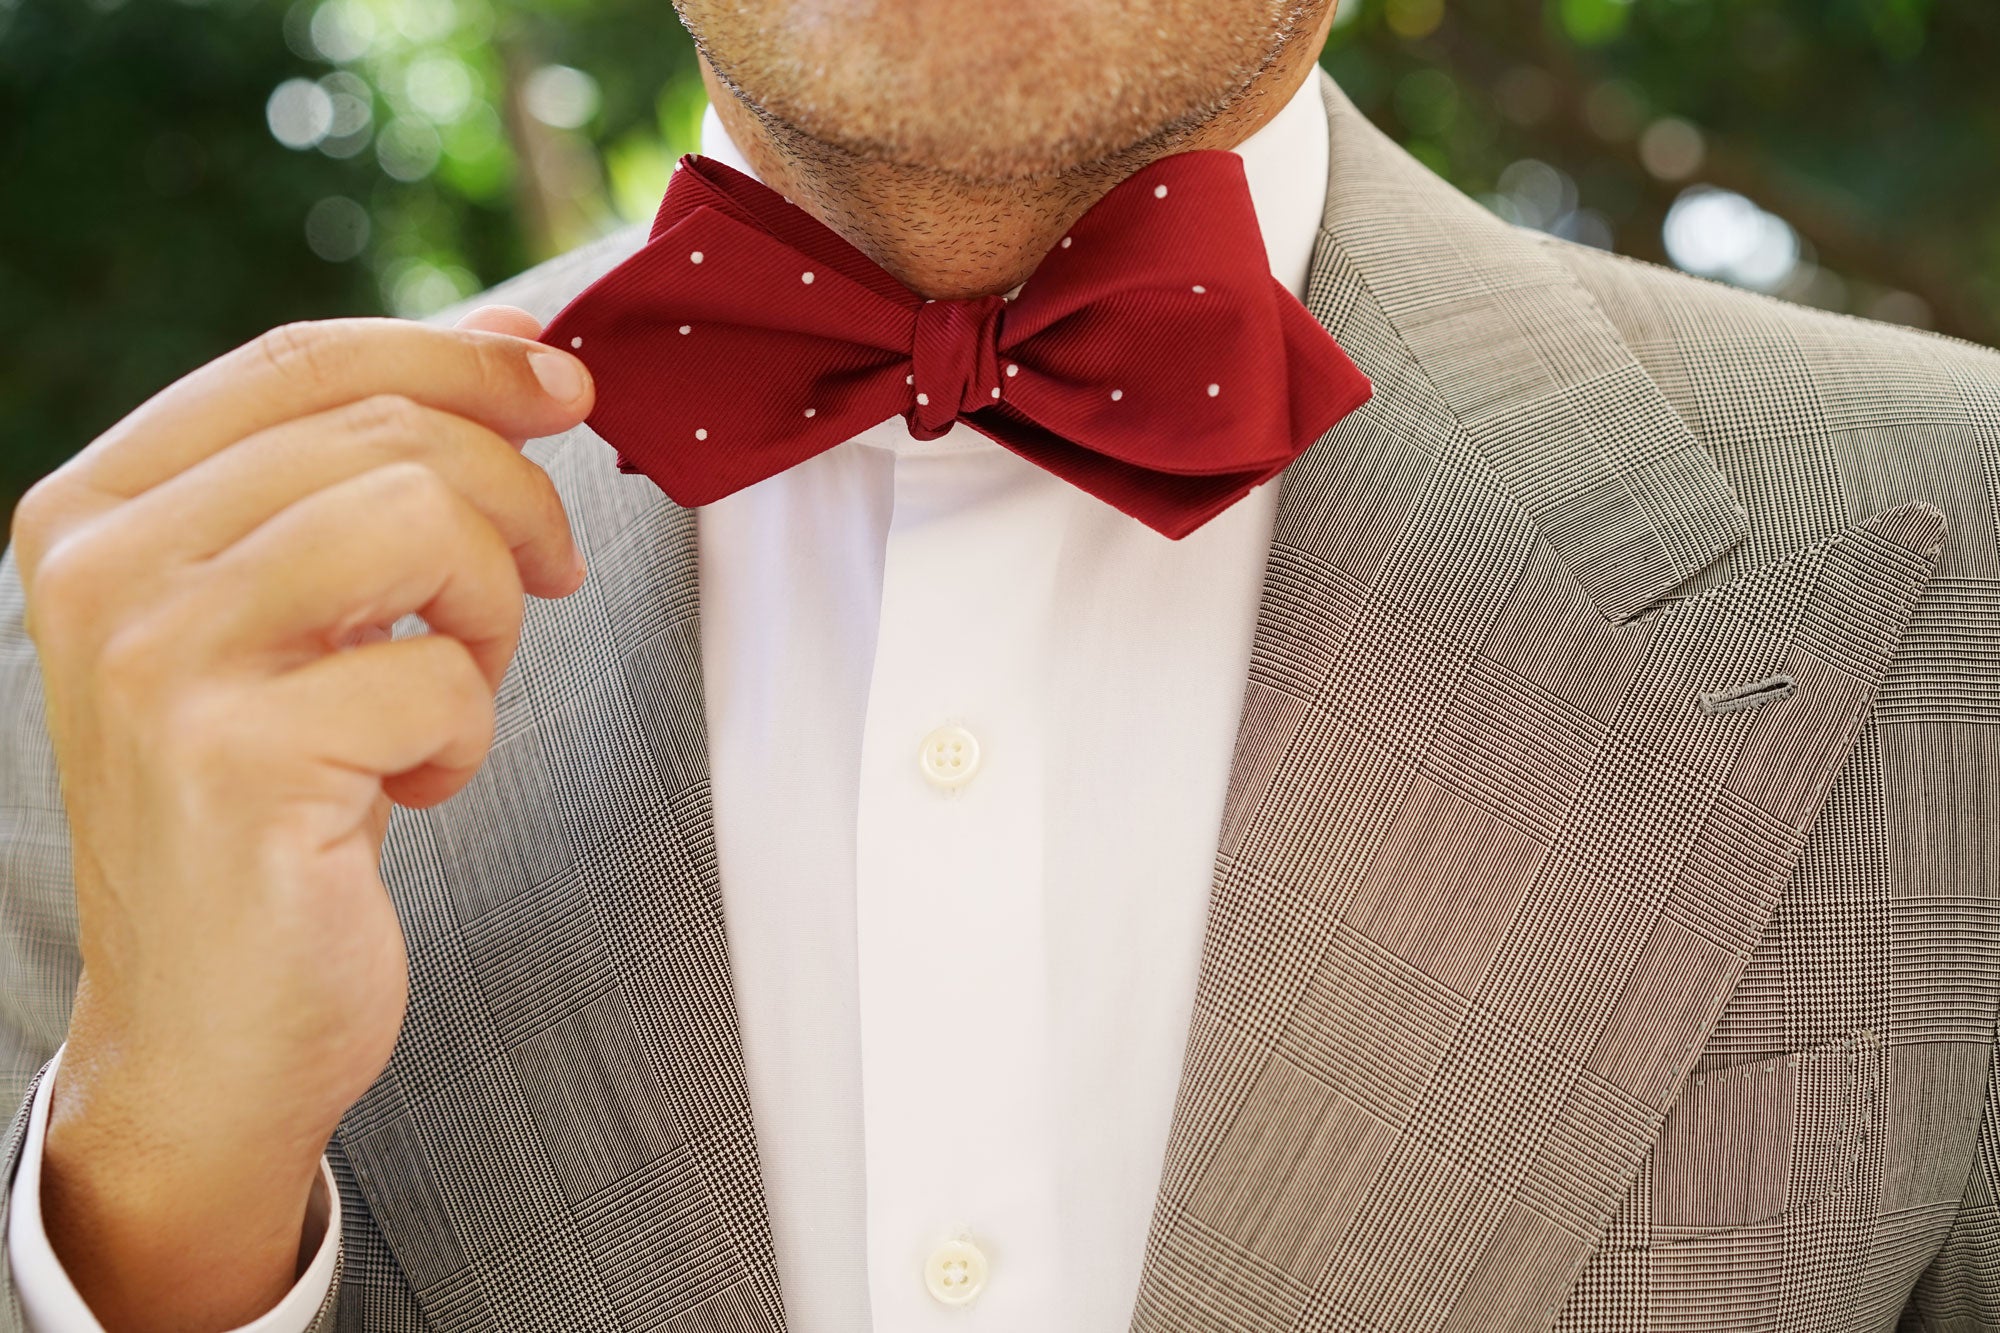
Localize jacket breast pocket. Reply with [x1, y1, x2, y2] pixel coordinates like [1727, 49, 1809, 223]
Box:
[1564, 1033, 1883, 1330]
[1607, 1029, 1879, 1250]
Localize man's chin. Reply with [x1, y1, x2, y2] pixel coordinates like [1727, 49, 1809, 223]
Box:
[683, 0, 1317, 182]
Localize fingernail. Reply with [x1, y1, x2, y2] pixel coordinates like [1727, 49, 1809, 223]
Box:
[530, 350, 589, 406]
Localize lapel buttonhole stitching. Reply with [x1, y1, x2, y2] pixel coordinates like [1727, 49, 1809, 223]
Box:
[1696, 674, 1797, 716]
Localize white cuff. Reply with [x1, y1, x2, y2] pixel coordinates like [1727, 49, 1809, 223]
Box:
[6, 1044, 340, 1332]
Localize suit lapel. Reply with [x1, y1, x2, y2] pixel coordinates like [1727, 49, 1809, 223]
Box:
[336, 428, 784, 1331]
[1128, 73, 1943, 1332]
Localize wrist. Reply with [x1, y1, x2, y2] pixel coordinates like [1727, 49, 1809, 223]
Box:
[39, 1049, 329, 1331]
[55, 972, 343, 1174]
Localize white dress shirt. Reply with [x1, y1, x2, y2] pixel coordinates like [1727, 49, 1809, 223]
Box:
[6, 68, 1331, 1330]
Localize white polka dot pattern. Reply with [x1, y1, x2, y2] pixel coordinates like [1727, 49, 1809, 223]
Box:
[535, 144, 1375, 542]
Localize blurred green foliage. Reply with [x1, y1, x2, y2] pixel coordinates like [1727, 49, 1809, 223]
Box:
[2, 0, 1995, 530]
[1325, 0, 2000, 341]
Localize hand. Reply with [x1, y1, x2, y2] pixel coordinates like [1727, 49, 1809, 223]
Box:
[9, 306, 593, 1330]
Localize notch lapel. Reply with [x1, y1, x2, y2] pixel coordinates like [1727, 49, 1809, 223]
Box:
[335, 431, 784, 1331]
[1128, 73, 1944, 1332]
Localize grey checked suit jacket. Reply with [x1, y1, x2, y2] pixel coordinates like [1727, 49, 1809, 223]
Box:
[2, 71, 1999, 1332]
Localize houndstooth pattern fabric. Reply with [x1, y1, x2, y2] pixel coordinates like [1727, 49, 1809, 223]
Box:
[0, 69, 1996, 1332]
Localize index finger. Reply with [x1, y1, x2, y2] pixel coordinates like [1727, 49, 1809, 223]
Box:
[68, 317, 595, 501]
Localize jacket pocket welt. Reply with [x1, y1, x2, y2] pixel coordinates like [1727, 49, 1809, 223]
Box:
[1611, 1029, 1879, 1249]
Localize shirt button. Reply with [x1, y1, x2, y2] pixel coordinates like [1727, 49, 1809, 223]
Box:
[918, 723, 981, 790]
[924, 1237, 988, 1306]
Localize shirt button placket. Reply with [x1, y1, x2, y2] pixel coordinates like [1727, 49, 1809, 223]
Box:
[855, 441, 1059, 1327]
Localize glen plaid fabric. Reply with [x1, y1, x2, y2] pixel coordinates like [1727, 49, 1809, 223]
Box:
[537, 150, 1374, 539]
[0, 69, 1996, 1332]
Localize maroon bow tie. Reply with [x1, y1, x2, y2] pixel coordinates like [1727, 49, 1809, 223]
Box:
[541, 149, 1371, 539]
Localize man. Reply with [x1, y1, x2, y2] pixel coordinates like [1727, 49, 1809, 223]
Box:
[0, 0, 1996, 1328]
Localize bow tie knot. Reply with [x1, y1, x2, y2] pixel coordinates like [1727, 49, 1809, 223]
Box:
[909, 294, 1008, 439]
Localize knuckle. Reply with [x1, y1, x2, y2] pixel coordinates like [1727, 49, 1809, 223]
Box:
[524, 466, 574, 547]
[374, 461, 512, 578]
[9, 472, 71, 553]
[26, 529, 110, 635]
[403, 635, 495, 750]
[342, 393, 430, 452]
[252, 320, 354, 392]
[368, 458, 456, 523]
[435, 635, 492, 709]
[94, 614, 180, 713]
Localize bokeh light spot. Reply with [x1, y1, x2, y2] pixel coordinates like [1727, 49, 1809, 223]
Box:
[1639, 117, 1706, 181]
[376, 116, 443, 181]
[1867, 290, 1933, 328]
[308, 0, 374, 62]
[1560, 0, 1635, 46]
[1394, 69, 1459, 135]
[524, 65, 601, 130]
[388, 0, 458, 44]
[1583, 79, 1646, 141]
[406, 54, 476, 123]
[267, 78, 334, 150]
[312, 70, 375, 158]
[1555, 207, 1615, 250]
[386, 259, 477, 318]
[1497, 158, 1576, 231]
[1481, 157, 1610, 249]
[1493, 66, 1558, 126]
[1384, 0, 1444, 40]
[305, 196, 370, 261]
[1663, 186, 1800, 291]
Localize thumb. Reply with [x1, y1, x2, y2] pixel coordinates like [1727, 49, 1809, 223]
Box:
[453, 304, 573, 447]
[454, 304, 544, 340]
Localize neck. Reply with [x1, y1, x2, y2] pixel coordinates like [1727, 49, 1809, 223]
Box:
[699, 12, 1336, 302]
